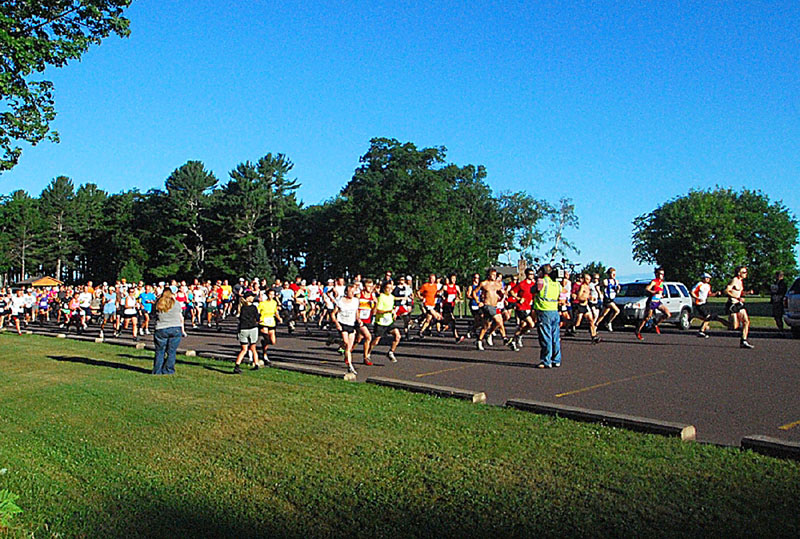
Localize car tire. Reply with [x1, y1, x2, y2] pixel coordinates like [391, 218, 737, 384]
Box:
[677, 308, 691, 330]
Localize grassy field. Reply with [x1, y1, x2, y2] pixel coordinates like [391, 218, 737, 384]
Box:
[1, 334, 799, 538]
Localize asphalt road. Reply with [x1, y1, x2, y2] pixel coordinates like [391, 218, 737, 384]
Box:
[17, 316, 800, 447]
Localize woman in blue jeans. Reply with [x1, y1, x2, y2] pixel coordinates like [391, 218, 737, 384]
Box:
[153, 288, 185, 374]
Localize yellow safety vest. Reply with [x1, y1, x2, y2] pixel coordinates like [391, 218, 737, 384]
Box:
[533, 276, 560, 312]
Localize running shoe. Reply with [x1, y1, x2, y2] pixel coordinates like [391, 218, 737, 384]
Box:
[740, 340, 754, 349]
[347, 362, 357, 375]
[516, 336, 523, 349]
[364, 357, 373, 366]
[387, 351, 397, 362]
[99, 330, 104, 339]
[233, 364, 242, 374]
[510, 341, 519, 352]
[654, 325, 661, 335]
[476, 340, 484, 351]
[486, 334, 493, 346]
[606, 323, 614, 333]
[636, 332, 643, 341]
[591, 335, 601, 344]
[456, 336, 465, 344]
[537, 362, 551, 369]
[697, 331, 709, 339]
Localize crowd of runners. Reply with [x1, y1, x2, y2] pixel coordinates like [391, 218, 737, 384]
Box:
[0, 264, 764, 373]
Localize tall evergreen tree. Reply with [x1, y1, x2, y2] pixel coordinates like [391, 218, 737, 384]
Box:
[209, 153, 300, 278]
[72, 183, 108, 281]
[156, 161, 218, 279]
[0, 190, 43, 281]
[39, 175, 76, 280]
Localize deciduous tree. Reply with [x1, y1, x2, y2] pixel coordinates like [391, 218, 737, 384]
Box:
[632, 188, 798, 291]
[0, 0, 132, 170]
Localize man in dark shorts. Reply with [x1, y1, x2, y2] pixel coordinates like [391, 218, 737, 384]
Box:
[691, 272, 716, 338]
[723, 266, 754, 349]
[506, 268, 537, 351]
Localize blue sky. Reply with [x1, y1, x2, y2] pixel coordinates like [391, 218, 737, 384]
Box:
[2, 0, 798, 279]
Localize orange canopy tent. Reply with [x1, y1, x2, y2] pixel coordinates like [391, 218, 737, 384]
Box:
[14, 276, 64, 288]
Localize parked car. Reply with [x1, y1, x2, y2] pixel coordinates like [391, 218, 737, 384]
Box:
[611, 280, 693, 330]
[783, 277, 800, 338]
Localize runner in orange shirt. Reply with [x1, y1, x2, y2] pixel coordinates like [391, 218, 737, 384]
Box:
[416, 274, 442, 339]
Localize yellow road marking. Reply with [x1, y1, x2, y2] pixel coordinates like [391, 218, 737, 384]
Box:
[555, 370, 667, 398]
[416, 365, 474, 378]
[779, 419, 800, 431]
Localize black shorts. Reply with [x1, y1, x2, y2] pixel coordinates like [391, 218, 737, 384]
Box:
[374, 323, 398, 339]
[725, 300, 745, 315]
[515, 308, 532, 319]
[442, 303, 454, 315]
[339, 324, 357, 334]
[574, 304, 589, 315]
[694, 303, 711, 320]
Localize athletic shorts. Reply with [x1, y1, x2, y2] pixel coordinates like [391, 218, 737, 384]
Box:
[480, 305, 497, 318]
[603, 298, 616, 307]
[515, 308, 532, 319]
[374, 323, 397, 339]
[694, 303, 711, 320]
[725, 300, 745, 315]
[238, 327, 259, 344]
[646, 299, 661, 310]
[207, 304, 218, 312]
[574, 304, 589, 315]
[259, 324, 276, 332]
[103, 312, 116, 321]
[442, 303, 454, 315]
[339, 323, 357, 335]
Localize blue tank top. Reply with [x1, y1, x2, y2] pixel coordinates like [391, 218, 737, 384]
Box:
[469, 284, 480, 307]
[605, 278, 618, 300]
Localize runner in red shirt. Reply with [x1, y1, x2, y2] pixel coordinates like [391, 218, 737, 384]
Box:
[506, 268, 537, 351]
[440, 273, 465, 343]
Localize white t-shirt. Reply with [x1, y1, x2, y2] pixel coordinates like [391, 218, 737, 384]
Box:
[11, 295, 26, 315]
[692, 282, 711, 305]
[78, 291, 93, 308]
[336, 297, 359, 326]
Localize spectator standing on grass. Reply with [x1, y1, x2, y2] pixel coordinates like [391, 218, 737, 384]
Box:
[770, 271, 787, 332]
[152, 288, 185, 375]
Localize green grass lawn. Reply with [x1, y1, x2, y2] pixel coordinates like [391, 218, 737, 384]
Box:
[1, 334, 799, 537]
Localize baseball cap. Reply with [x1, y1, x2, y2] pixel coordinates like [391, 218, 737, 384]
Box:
[702, 272, 712, 279]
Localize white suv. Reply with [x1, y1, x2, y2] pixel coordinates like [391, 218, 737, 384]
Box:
[612, 280, 693, 330]
[783, 277, 800, 338]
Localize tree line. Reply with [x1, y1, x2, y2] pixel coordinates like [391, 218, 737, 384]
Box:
[0, 138, 578, 286]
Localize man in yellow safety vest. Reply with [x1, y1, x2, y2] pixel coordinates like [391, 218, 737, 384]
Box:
[534, 264, 562, 368]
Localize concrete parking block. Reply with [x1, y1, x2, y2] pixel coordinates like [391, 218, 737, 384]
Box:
[184, 350, 197, 357]
[273, 361, 356, 381]
[506, 399, 696, 441]
[741, 435, 800, 460]
[57, 333, 66, 338]
[366, 377, 487, 403]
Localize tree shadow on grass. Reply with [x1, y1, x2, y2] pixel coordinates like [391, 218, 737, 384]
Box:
[48, 355, 151, 374]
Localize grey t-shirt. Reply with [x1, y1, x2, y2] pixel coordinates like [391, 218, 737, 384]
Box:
[155, 301, 184, 330]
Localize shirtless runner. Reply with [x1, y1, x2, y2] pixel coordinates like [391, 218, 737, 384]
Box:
[723, 266, 754, 349]
[475, 268, 507, 351]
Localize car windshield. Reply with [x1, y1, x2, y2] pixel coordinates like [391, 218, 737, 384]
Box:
[789, 278, 800, 295]
[618, 283, 648, 298]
